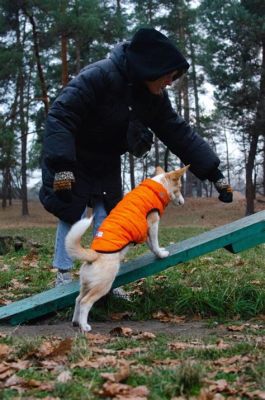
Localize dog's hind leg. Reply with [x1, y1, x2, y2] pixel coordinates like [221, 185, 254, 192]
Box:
[79, 280, 115, 332]
[79, 262, 119, 332]
[147, 211, 169, 258]
[72, 268, 91, 327]
[72, 294, 82, 326]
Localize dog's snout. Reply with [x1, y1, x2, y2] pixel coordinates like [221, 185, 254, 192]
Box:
[179, 196, 185, 205]
[173, 193, 184, 206]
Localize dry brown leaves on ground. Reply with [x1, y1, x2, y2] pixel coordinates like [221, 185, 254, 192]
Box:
[0, 323, 265, 398]
[152, 310, 186, 323]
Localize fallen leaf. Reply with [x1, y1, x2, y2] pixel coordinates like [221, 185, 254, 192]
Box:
[36, 338, 72, 359]
[0, 364, 14, 380]
[39, 360, 64, 370]
[169, 341, 192, 350]
[126, 288, 144, 296]
[9, 360, 31, 370]
[110, 312, 135, 321]
[250, 280, 262, 285]
[98, 381, 130, 397]
[90, 346, 116, 355]
[213, 355, 248, 367]
[130, 364, 153, 375]
[9, 278, 28, 290]
[56, 370, 72, 383]
[0, 344, 11, 359]
[0, 299, 12, 305]
[36, 340, 58, 358]
[197, 388, 225, 400]
[216, 339, 230, 350]
[4, 374, 54, 391]
[101, 362, 130, 382]
[50, 338, 73, 357]
[247, 390, 265, 399]
[39, 397, 60, 400]
[117, 347, 147, 357]
[109, 327, 133, 337]
[22, 251, 39, 268]
[209, 379, 228, 392]
[98, 381, 149, 399]
[72, 355, 118, 369]
[227, 325, 245, 332]
[168, 340, 230, 351]
[4, 374, 24, 388]
[171, 397, 187, 400]
[152, 311, 186, 323]
[154, 275, 168, 282]
[135, 331, 156, 340]
[85, 333, 111, 344]
[0, 360, 31, 380]
[153, 358, 181, 367]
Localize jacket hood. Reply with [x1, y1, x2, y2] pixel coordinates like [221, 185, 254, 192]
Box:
[109, 42, 130, 80]
[125, 28, 190, 82]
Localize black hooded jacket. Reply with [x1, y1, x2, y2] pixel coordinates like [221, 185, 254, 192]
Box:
[40, 30, 220, 224]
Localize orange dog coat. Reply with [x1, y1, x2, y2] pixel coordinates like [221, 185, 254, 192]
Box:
[90, 179, 170, 253]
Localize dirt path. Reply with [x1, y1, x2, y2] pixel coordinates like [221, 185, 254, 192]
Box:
[0, 320, 226, 339]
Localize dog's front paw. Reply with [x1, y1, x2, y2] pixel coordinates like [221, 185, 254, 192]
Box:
[156, 249, 169, 258]
[81, 323, 92, 332]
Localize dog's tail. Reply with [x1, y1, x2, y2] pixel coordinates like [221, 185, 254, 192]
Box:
[65, 217, 98, 262]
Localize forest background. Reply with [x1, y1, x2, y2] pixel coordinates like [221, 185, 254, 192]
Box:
[0, 0, 264, 218]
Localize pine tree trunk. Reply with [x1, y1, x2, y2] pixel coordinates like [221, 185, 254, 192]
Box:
[263, 143, 265, 195]
[2, 168, 8, 208]
[182, 75, 193, 197]
[245, 134, 258, 215]
[19, 83, 29, 216]
[22, 7, 49, 115]
[129, 154, 135, 190]
[61, 33, 68, 87]
[19, 71, 29, 216]
[75, 39, 81, 74]
[245, 37, 265, 214]
[164, 148, 169, 172]
[122, 153, 127, 193]
[16, 12, 29, 216]
[189, 33, 202, 196]
[154, 136, 159, 166]
[8, 170, 12, 205]
[189, 36, 200, 132]
[142, 158, 148, 180]
[224, 130, 231, 185]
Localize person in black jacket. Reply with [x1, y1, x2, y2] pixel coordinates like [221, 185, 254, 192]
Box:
[40, 28, 232, 287]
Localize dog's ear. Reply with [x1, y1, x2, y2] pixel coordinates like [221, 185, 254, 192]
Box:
[155, 166, 165, 175]
[177, 164, 190, 177]
[166, 164, 190, 179]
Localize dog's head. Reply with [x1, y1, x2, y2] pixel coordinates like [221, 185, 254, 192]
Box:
[154, 165, 190, 206]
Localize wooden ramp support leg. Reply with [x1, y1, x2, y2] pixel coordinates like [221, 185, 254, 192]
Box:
[0, 211, 265, 326]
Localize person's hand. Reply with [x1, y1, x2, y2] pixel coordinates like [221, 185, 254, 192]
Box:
[53, 171, 75, 203]
[214, 178, 233, 203]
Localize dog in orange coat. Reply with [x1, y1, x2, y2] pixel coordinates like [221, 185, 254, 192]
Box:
[65, 165, 189, 332]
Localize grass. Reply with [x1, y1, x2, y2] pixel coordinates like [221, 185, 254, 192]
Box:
[0, 225, 265, 398]
[0, 329, 264, 399]
[0, 227, 265, 400]
[0, 225, 265, 320]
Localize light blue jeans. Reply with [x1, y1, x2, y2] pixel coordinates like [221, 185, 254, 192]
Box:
[53, 200, 107, 270]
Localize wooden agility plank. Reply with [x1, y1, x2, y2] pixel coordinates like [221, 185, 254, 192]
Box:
[0, 210, 265, 325]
